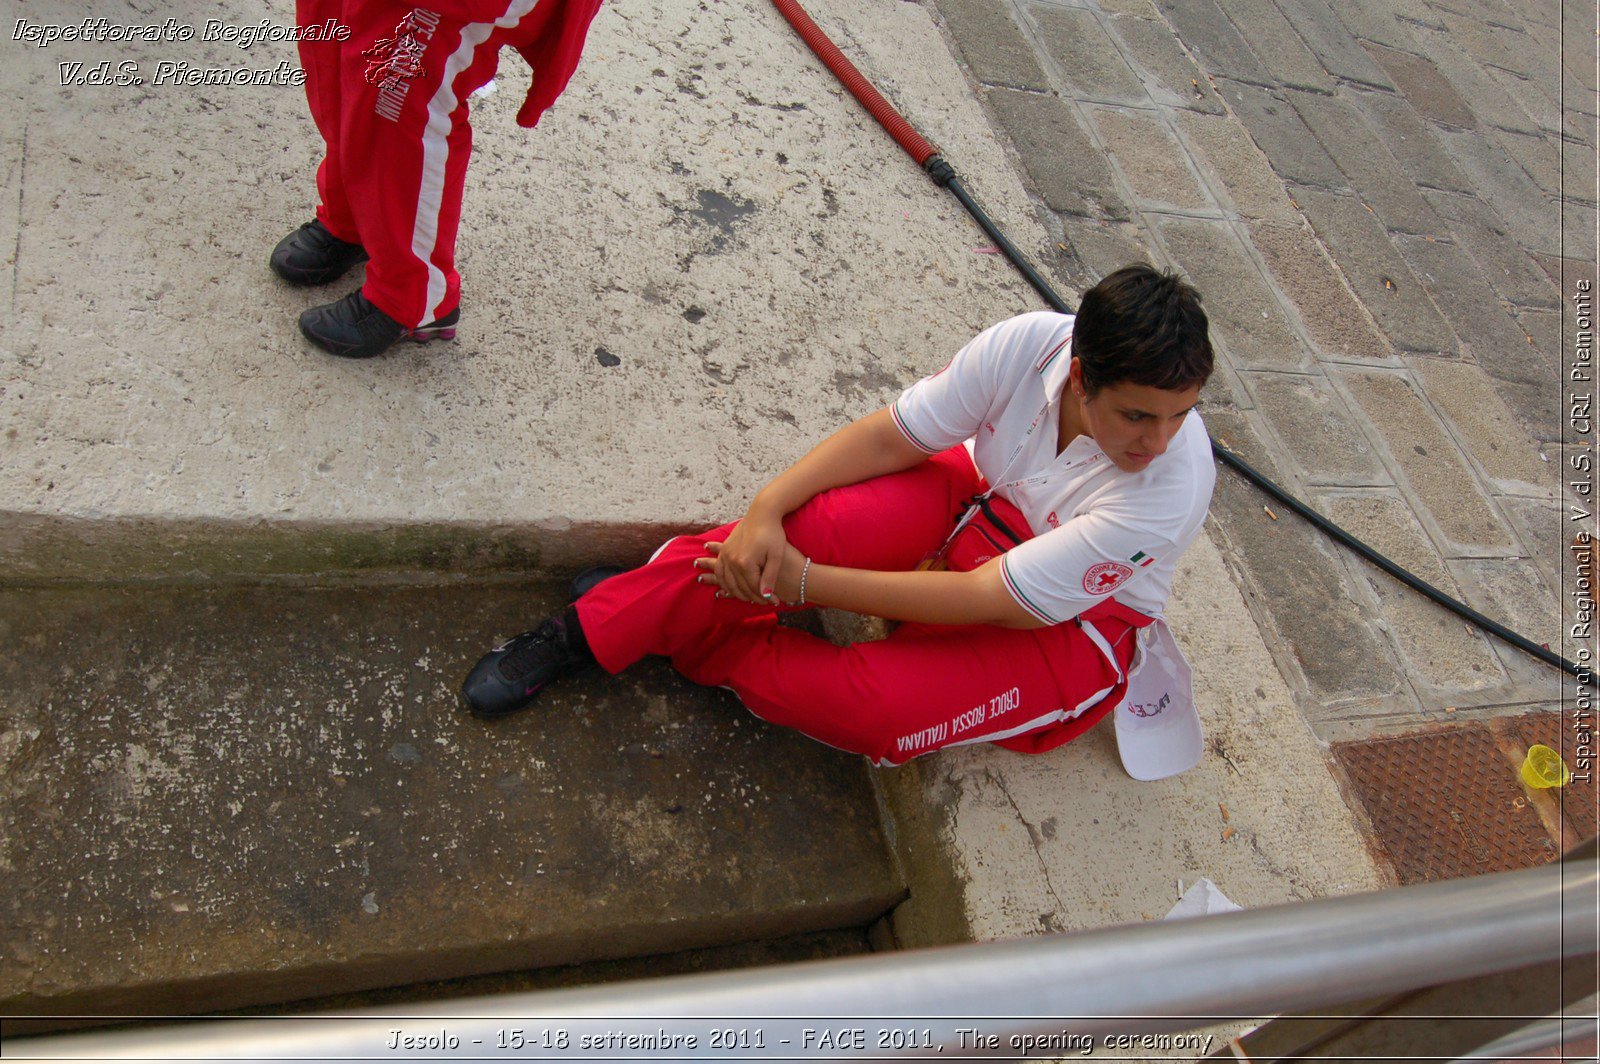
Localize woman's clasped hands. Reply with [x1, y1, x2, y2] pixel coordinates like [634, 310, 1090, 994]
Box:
[693, 508, 808, 606]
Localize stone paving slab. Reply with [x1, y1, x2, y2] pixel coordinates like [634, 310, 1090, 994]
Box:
[1420, 190, 1562, 311]
[1089, 107, 1213, 213]
[1392, 234, 1548, 375]
[1268, 0, 1394, 90]
[1172, 111, 1299, 223]
[1244, 372, 1388, 487]
[1567, 109, 1600, 153]
[1201, 408, 1408, 708]
[1030, 4, 1149, 104]
[1245, 220, 1395, 364]
[1291, 186, 1460, 354]
[1155, 217, 1311, 370]
[1431, 11, 1538, 80]
[1331, 0, 1424, 52]
[1483, 70, 1560, 139]
[1408, 356, 1562, 495]
[1153, 0, 1274, 88]
[1496, 495, 1568, 605]
[1435, 128, 1563, 254]
[1360, 41, 1479, 130]
[1497, 306, 1570, 439]
[1210, 0, 1333, 94]
[1529, 254, 1598, 298]
[1336, 369, 1517, 555]
[1105, 12, 1226, 115]
[1052, 216, 1154, 295]
[1445, 557, 1567, 662]
[1351, 88, 1476, 195]
[1404, 24, 1543, 136]
[1561, 135, 1600, 208]
[1288, 89, 1441, 236]
[1318, 491, 1504, 695]
[1215, 79, 1346, 190]
[935, 0, 1050, 91]
[984, 86, 1130, 219]
[1561, 5, 1600, 86]
[1562, 203, 1600, 262]
[1492, 130, 1565, 201]
[0, 581, 901, 1017]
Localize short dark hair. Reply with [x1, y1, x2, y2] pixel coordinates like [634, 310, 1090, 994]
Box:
[1073, 264, 1213, 395]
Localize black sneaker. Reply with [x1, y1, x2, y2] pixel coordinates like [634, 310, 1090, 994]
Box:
[270, 220, 368, 286]
[461, 615, 593, 719]
[570, 564, 626, 602]
[299, 290, 459, 359]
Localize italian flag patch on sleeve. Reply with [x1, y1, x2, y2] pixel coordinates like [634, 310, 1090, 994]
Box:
[1130, 550, 1156, 567]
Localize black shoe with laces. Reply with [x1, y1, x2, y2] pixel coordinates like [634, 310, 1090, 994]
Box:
[299, 290, 459, 359]
[270, 220, 369, 286]
[570, 564, 626, 602]
[461, 614, 594, 719]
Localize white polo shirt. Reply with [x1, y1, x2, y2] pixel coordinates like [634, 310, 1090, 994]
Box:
[890, 311, 1215, 624]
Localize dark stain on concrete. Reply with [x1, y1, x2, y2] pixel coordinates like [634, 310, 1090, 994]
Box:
[689, 189, 756, 241]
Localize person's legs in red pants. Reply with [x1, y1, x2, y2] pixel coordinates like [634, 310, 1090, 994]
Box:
[572, 445, 1140, 763]
[467, 445, 1138, 758]
[331, 4, 520, 327]
[667, 612, 1132, 765]
[576, 448, 983, 672]
[293, 2, 548, 359]
[296, 0, 359, 244]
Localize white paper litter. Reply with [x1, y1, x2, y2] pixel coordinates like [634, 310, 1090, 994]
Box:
[1164, 877, 1242, 920]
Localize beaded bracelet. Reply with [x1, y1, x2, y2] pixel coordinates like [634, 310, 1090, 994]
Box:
[798, 557, 812, 606]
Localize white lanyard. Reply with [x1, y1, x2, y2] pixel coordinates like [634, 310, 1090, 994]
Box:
[931, 393, 1061, 560]
[935, 349, 1098, 557]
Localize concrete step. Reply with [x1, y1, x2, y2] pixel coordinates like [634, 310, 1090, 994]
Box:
[240, 928, 873, 1017]
[0, 581, 903, 1021]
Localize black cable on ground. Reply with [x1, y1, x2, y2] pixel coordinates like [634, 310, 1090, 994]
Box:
[1216, 443, 1589, 685]
[774, 0, 1595, 690]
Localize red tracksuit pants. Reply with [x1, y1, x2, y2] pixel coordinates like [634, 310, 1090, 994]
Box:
[297, 1, 530, 327]
[575, 448, 1146, 766]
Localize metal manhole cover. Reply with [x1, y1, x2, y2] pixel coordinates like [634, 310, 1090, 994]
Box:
[1333, 724, 1559, 884]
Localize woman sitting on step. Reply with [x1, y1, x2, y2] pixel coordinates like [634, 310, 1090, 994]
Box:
[460, 264, 1215, 773]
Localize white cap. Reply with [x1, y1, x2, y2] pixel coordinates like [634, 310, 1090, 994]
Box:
[1114, 620, 1203, 781]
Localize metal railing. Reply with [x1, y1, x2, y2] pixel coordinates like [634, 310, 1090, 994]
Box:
[6, 858, 1595, 1060]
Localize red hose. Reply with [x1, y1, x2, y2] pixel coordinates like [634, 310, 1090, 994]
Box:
[770, 0, 938, 166]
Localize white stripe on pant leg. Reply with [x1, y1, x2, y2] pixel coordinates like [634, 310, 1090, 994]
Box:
[647, 536, 686, 565]
[413, 0, 543, 324]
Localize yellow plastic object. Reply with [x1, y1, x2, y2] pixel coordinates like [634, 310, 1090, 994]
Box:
[1520, 744, 1572, 789]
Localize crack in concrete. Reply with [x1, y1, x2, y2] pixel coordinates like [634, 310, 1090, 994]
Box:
[981, 767, 1066, 929]
[11, 123, 25, 316]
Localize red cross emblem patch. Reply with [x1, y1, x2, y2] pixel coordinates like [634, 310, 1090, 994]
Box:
[1083, 561, 1134, 595]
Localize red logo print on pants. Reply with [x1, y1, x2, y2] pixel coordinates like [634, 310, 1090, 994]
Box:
[1082, 561, 1134, 595]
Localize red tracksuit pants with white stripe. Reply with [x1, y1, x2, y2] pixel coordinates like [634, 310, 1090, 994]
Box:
[575, 447, 1147, 766]
[296, 1, 528, 327]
